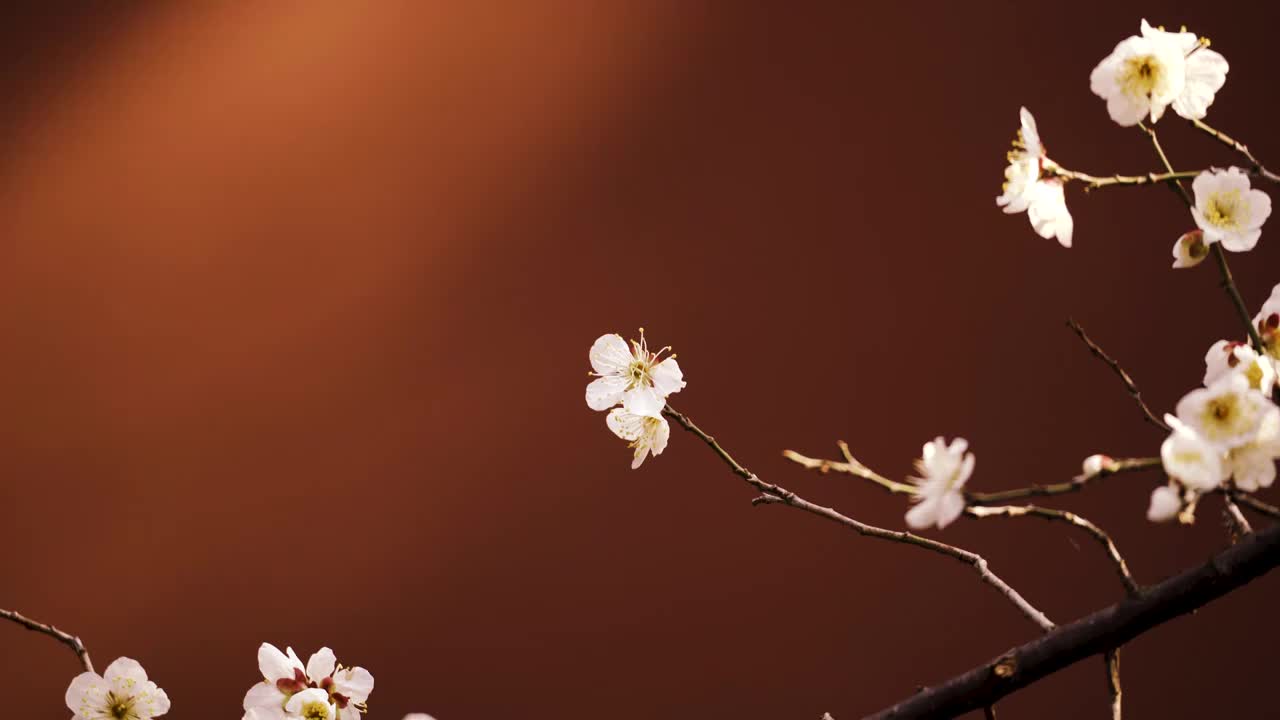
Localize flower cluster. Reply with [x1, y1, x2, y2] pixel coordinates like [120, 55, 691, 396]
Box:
[586, 329, 686, 468]
[996, 108, 1073, 248]
[242, 644, 374, 720]
[1151, 290, 1280, 520]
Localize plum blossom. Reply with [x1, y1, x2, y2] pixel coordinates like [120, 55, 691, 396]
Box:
[66, 657, 170, 720]
[1159, 414, 1225, 491]
[606, 407, 670, 469]
[586, 330, 686, 416]
[1191, 168, 1272, 252]
[905, 437, 974, 530]
[1203, 340, 1275, 395]
[1172, 229, 1209, 268]
[1253, 283, 1280, 361]
[243, 644, 373, 720]
[1175, 374, 1276, 451]
[996, 108, 1073, 248]
[1090, 20, 1228, 126]
[1147, 485, 1183, 522]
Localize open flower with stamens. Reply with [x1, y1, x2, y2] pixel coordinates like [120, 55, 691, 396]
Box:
[1160, 414, 1225, 492]
[285, 689, 335, 720]
[1172, 229, 1209, 268]
[1191, 168, 1272, 252]
[904, 437, 974, 530]
[1090, 20, 1226, 126]
[1175, 375, 1276, 451]
[606, 407, 670, 469]
[243, 644, 374, 720]
[65, 657, 170, 720]
[586, 330, 686, 416]
[1204, 340, 1276, 396]
[996, 108, 1073, 248]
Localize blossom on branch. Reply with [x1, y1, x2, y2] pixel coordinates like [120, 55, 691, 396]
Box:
[606, 407, 670, 469]
[586, 330, 685, 416]
[1191, 168, 1272, 252]
[905, 437, 974, 530]
[1090, 20, 1228, 126]
[1204, 340, 1275, 395]
[1175, 374, 1276, 451]
[1147, 485, 1184, 522]
[1172, 229, 1209, 269]
[66, 658, 170, 720]
[1253, 283, 1280, 360]
[996, 108, 1073, 248]
[243, 644, 374, 720]
[1159, 414, 1225, 492]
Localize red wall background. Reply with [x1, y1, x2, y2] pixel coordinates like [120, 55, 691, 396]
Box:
[3, 2, 1279, 718]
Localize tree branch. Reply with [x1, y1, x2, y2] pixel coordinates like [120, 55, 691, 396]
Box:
[1189, 117, 1280, 185]
[965, 505, 1138, 595]
[1105, 649, 1122, 720]
[1232, 492, 1280, 521]
[0, 607, 94, 673]
[1067, 319, 1169, 433]
[663, 404, 1055, 632]
[865, 522, 1280, 719]
[964, 458, 1160, 505]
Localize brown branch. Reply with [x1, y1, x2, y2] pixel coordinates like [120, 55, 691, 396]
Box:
[1233, 492, 1280, 520]
[1223, 492, 1254, 537]
[982, 706, 997, 720]
[0, 608, 93, 673]
[1139, 123, 1265, 352]
[1051, 167, 1202, 190]
[1067, 319, 1169, 433]
[663, 404, 1055, 632]
[1189, 118, 1280, 185]
[965, 457, 1160, 505]
[866, 522, 1280, 719]
[1106, 649, 1122, 720]
[965, 505, 1139, 595]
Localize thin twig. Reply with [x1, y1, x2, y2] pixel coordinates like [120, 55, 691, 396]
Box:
[782, 441, 916, 497]
[866, 523, 1280, 719]
[663, 404, 1056, 632]
[1067, 319, 1169, 432]
[1106, 649, 1122, 720]
[966, 505, 1139, 595]
[1223, 492, 1254, 537]
[1051, 167, 1202, 190]
[0, 608, 94, 673]
[965, 458, 1161, 505]
[1232, 492, 1280, 520]
[1139, 123, 1265, 352]
[1189, 118, 1280, 185]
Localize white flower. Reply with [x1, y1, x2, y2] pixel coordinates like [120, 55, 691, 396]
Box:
[1191, 168, 1272, 252]
[1090, 20, 1227, 126]
[586, 330, 685, 416]
[1172, 229, 1209, 268]
[65, 657, 170, 720]
[285, 689, 335, 720]
[905, 437, 974, 530]
[996, 108, 1073, 248]
[1224, 408, 1280, 492]
[1147, 485, 1183, 522]
[1253, 283, 1280, 360]
[1204, 339, 1275, 395]
[1175, 375, 1276, 451]
[244, 644, 374, 720]
[606, 407, 670, 469]
[1160, 414, 1225, 491]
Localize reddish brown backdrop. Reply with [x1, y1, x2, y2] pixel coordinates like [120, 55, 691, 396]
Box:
[3, 2, 1279, 718]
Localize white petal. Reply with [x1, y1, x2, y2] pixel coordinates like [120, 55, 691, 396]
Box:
[65, 672, 109, 717]
[606, 408, 644, 441]
[934, 491, 966, 529]
[134, 683, 171, 719]
[1147, 486, 1182, 522]
[1230, 448, 1277, 492]
[585, 375, 628, 411]
[1027, 182, 1073, 248]
[306, 648, 337, 683]
[105, 657, 149, 686]
[622, 385, 664, 417]
[1173, 48, 1228, 119]
[905, 497, 939, 530]
[334, 667, 375, 704]
[649, 357, 686, 397]
[258, 643, 302, 682]
[589, 333, 632, 375]
[1247, 188, 1272, 230]
[244, 682, 287, 711]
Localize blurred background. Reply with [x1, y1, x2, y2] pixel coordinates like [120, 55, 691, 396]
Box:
[3, 1, 1279, 717]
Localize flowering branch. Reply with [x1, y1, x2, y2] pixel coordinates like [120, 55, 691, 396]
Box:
[1067, 319, 1169, 432]
[965, 505, 1138, 594]
[0, 607, 93, 673]
[865, 523, 1280, 719]
[965, 458, 1161, 505]
[662, 405, 1056, 632]
[1189, 118, 1280, 185]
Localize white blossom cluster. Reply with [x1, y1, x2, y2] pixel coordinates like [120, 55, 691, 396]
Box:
[63, 648, 436, 720]
[585, 329, 686, 468]
[998, 20, 1272, 259]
